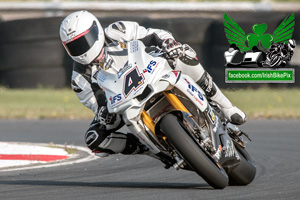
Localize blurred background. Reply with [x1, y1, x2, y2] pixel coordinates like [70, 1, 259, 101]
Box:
[0, 0, 299, 119]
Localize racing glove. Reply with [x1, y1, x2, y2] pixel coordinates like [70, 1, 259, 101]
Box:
[162, 38, 183, 59]
[96, 106, 121, 130]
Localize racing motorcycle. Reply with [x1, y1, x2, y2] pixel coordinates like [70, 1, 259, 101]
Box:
[97, 40, 256, 189]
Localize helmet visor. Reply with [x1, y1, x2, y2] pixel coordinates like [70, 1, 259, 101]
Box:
[64, 21, 99, 57]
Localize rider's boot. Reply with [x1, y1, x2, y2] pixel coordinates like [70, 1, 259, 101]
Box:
[197, 72, 247, 125]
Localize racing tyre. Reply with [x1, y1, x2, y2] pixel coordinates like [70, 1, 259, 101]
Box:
[228, 144, 256, 186]
[159, 114, 228, 189]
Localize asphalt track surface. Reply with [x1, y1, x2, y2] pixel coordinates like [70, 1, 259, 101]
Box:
[0, 119, 300, 200]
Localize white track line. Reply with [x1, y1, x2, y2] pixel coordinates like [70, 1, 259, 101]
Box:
[0, 143, 98, 172]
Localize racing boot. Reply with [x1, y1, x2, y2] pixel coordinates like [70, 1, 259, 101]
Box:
[197, 72, 247, 125]
[211, 89, 247, 125]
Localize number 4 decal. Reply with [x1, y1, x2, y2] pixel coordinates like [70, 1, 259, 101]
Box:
[123, 67, 145, 98]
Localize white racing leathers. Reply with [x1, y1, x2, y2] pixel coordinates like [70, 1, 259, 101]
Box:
[71, 21, 174, 114]
[71, 21, 246, 156]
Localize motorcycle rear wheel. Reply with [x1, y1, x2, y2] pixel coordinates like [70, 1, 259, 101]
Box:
[159, 114, 228, 189]
[228, 144, 256, 185]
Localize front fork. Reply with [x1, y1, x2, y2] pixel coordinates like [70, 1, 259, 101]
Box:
[140, 85, 240, 171]
[141, 91, 190, 138]
[140, 92, 190, 169]
[141, 91, 211, 152]
[141, 91, 218, 170]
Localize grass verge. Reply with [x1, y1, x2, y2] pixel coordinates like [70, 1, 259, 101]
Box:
[0, 87, 300, 119]
[0, 88, 94, 119]
[223, 87, 300, 119]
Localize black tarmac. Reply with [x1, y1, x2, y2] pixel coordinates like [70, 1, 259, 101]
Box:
[0, 119, 300, 200]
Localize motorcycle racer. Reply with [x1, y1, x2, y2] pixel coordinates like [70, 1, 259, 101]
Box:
[59, 10, 247, 157]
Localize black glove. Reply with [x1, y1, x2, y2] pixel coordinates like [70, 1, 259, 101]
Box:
[161, 38, 183, 59]
[97, 106, 117, 125]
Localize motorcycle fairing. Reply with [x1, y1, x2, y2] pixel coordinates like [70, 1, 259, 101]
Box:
[97, 40, 237, 161]
[97, 41, 173, 115]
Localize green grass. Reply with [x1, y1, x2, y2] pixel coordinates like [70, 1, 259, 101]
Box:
[223, 87, 300, 119]
[0, 88, 94, 119]
[0, 87, 300, 119]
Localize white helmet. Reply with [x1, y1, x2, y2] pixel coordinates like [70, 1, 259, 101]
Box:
[60, 11, 105, 65]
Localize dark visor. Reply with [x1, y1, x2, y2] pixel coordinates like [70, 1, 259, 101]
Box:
[64, 21, 99, 56]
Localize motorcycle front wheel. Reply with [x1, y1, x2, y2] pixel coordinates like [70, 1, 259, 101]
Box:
[159, 114, 229, 189]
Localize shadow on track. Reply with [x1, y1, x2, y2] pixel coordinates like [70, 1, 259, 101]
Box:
[0, 180, 212, 190]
